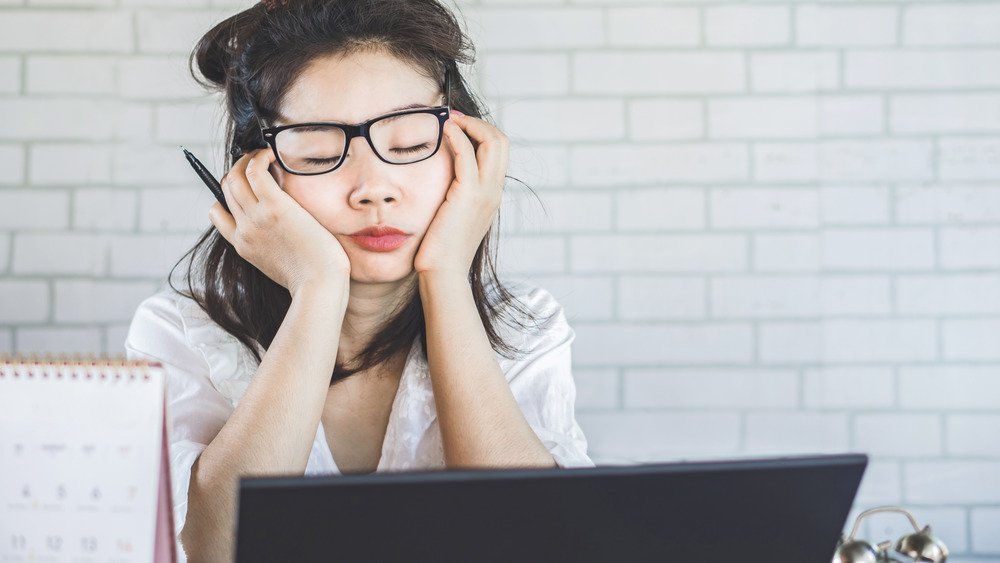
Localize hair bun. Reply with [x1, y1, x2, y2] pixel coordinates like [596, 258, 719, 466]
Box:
[261, 0, 289, 10]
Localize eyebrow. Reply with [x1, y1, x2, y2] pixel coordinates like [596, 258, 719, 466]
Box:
[274, 101, 440, 127]
[388, 102, 430, 113]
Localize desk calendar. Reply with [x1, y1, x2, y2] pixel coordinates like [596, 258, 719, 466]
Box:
[0, 356, 175, 563]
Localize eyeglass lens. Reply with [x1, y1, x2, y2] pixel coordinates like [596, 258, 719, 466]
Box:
[274, 111, 442, 174]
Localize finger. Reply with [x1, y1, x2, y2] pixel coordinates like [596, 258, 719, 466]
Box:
[449, 113, 506, 155]
[208, 201, 237, 245]
[245, 148, 281, 202]
[229, 151, 261, 208]
[443, 118, 480, 187]
[220, 173, 248, 224]
[449, 113, 507, 189]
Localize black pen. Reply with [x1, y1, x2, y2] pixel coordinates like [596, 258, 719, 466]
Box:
[180, 145, 230, 214]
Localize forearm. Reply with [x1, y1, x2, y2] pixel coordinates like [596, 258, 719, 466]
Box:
[418, 271, 556, 469]
[182, 281, 348, 561]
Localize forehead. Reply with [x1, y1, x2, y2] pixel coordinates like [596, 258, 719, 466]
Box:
[275, 50, 440, 126]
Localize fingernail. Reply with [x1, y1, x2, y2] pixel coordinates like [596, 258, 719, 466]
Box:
[452, 109, 464, 116]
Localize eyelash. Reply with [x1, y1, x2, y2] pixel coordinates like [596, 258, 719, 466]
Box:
[392, 143, 430, 155]
[303, 143, 430, 165]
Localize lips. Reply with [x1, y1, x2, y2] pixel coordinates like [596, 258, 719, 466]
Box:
[350, 225, 408, 237]
[349, 224, 411, 252]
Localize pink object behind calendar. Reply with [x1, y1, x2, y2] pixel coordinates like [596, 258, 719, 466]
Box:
[0, 356, 177, 563]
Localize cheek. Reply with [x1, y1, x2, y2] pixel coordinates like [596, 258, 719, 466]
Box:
[401, 165, 450, 235]
[428, 147, 454, 199]
[268, 162, 285, 189]
[280, 177, 344, 229]
[424, 155, 453, 207]
[271, 149, 455, 234]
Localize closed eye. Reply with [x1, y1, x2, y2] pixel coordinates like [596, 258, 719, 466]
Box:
[391, 144, 429, 154]
[304, 156, 342, 165]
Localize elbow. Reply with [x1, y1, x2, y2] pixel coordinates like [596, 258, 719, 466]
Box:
[178, 521, 199, 563]
[179, 496, 233, 563]
[180, 459, 235, 563]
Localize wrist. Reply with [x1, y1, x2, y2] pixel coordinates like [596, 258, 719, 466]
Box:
[417, 269, 473, 301]
[291, 275, 350, 305]
[417, 268, 469, 287]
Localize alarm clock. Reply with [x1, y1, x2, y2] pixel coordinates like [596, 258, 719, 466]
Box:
[833, 506, 948, 562]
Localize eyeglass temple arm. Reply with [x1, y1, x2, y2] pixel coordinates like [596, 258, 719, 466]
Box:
[445, 63, 451, 109]
[236, 102, 268, 157]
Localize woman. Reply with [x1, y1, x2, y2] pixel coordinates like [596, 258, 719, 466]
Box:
[124, 0, 593, 560]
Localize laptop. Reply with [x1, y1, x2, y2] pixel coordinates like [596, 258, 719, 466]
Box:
[235, 453, 867, 562]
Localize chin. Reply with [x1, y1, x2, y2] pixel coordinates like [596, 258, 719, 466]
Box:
[347, 258, 416, 284]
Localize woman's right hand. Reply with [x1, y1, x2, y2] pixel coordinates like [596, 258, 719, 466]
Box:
[208, 148, 351, 298]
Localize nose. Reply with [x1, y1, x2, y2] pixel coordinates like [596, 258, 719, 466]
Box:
[343, 136, 402, 209]
[353, 190, 397, 206]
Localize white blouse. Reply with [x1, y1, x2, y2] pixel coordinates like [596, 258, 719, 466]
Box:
[123, 281, 594, 562]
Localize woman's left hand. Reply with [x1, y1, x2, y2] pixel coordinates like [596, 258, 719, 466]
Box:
[413, 110, 508, 277]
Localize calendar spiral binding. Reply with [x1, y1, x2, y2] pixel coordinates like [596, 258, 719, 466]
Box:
[0, 354, 164, 380]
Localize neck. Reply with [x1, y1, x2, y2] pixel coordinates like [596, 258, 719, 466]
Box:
[338, 271, 418, 365]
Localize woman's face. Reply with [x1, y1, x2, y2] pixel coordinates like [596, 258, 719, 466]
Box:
[268, 50, 453, 284]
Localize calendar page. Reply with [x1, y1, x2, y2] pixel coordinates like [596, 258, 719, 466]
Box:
[0, 357, 174, 563]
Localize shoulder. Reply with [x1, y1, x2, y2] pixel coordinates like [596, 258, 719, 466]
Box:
[127, 288, 246, 350]
[485, 278, 574, 361]
[126, 289, 258, 404]
[127, 290, 204, 348]
[125, 289, 192, 355]
[488, 277, 566, 324]
[494, 278, 565, 319]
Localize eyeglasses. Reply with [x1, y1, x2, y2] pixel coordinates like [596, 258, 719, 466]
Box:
[254, 67, 451, 176]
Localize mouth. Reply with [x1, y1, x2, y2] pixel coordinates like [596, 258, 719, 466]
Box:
[349, 233, 411, 252]
[350, 224, 407, 236]
[348, 225, 411, 252]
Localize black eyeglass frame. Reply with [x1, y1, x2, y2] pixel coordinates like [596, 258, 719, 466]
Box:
[253, 66, 452, 176]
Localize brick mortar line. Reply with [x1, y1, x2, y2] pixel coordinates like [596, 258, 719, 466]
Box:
[576, 361, 1000, 370]
[1, 234, 10, 275]
[7, 271, 1000, 280]
[10, 270, 1000, 279]
[615, 367, 624, 411]
[9, 46, 1000, 59]
[15, 89, 1000, 103]
[7, 130, 1000, 145]
[11, 91, 1000, 101]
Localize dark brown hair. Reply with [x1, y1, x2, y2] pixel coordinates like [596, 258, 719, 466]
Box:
[168, 0, 544, 385]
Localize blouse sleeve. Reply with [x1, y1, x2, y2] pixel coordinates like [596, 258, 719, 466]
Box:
[503, 286, 596, 469]
[123, 292, 234, 563]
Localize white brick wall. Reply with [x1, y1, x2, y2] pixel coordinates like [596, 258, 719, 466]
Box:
[2, 0, 999, 557]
